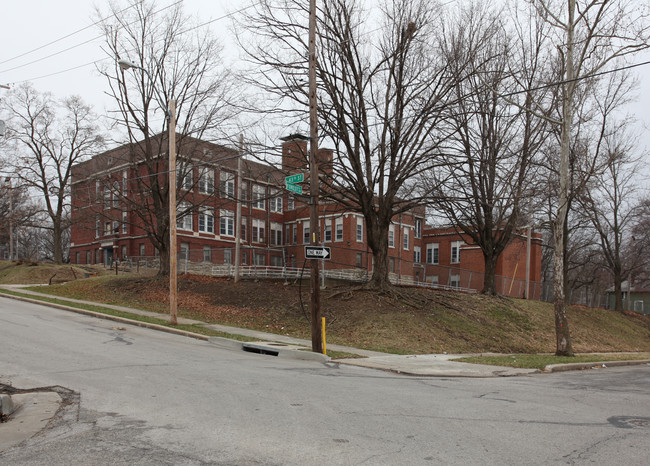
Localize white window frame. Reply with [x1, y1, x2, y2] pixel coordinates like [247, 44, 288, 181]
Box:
[220, 171, 234, 198]
[253, 184, 265, 210]
[122, 211, 128, 234]
[451, 241, 462, 264]
[177, 203, 193, 231]
[220, 209, 235, 237]
[270, 222, 282, 246]
[414, 246, 421, 264]
[270, 190, 283, 213]
[356, 217, 363, 242]
[252, 218, 265, 243]
[415, 219, 422, 239]
[388, 225, 395, 248]
[324, 219, 332, 242]
[199, 169, 215, 194]
[335, 218, 343, 242]
[426, 243, 439, 264]
[403, 228, 410, 250]
[199, 208, 214, 234]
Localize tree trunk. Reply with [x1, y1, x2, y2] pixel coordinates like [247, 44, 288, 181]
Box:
[482, 252, 498, 295]
[52, 222, 64, 265]
[365, 216, 392, 290]
[613, 274, 623, 312]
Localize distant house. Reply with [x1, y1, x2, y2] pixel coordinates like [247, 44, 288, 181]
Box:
[69, 133, 542, 296]
[606, 281, 649, 315]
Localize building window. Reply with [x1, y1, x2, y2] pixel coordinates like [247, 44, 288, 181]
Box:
[240, 181, 247, 202]
[389, 257, 395, 273]
[199, 208, 214, 233]
[270, 256, 283, 267]
[451, 241, 462, 264]
[75, 252, 80, 264]
[293, 224, 298, 244]
[121, 245, 127, 260]
[139, 244, 145, 256]
[388, 225, 395, 248]
[180, 243, 189, 261]
[224, 249, 232, 264]
[241, 251, 248, 265]
[414, 246, 421, 264]
[199, 169, 215, 194]
[104, 221, 112, 236]
[335, 218, 343, 242]
[415, 219, 422, 239]
[270, 222, 282, 246]
[203, 246, 212, 263]
[252, 218, 265, 243]
[112, 181, 120, 207]
[219, 210, 235, 236]
[253, 184, 265, 210]
[177, 203, 193, 231]
[254, 253, 266, 265]
[356, 252, 363, 268]
[356, 217, 363, 242]
[178, 162, 193, 190]
[220, 171, 234, 198]
[95, 217, 100, 238]
[240, 217, 247, 241]
[303, 221, 310, 244]
[426, 243, 439, 264]
[286, 224, 291, 245]
[427, 275, 439, 285]
[403, 228, 410, 250]
[450, 273, 461, 288]
[104, 187, 111, 209]
[122, 211, 128, 234]
[122, 170, 128, 197]
[288, 195, 295, 210]
[270, 190, 283, 213]
[324, 219, 332, 242]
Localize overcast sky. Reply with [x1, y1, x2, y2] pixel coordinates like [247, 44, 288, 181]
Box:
[1, 0, 649, 186]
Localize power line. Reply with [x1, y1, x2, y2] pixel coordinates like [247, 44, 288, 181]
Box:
[2, 2, 254, 84]
[0, 2, 145, 67]
[0, 1, 184, 76]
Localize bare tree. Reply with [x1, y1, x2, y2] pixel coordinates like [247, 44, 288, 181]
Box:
[1, 83, 103, 264]
[431, 3, 550, 295]
[527, 0, 650, 355]
[579, 130, 644, 311]
[239, 0, 456, 289]
[96, 0, 238, 275]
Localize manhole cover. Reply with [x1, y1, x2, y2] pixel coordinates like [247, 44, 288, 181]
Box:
[608, 416, 650, 429]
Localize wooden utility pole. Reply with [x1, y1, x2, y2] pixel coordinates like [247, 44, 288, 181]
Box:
[169, 99, 178, 325]
[308, 0, 322, 353]
[235, 134, 243, 283]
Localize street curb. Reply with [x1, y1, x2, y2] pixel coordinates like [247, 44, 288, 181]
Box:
[0, 291, 329, 363]
[0, 291, 211, 341]
[544, 359, 650, 372]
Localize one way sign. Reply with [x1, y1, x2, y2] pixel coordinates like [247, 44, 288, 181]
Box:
[305, 246, 331, 260]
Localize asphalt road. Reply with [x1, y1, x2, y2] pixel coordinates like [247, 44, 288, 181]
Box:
[1, 296, 649, 465]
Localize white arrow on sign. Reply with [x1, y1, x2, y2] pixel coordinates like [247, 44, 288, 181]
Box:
[305, 246, 331, 260]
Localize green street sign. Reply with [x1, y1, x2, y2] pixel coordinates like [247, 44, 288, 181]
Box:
[286, 182, 303, 194]
[285, 173, 304, 194]
[285, 173, 304, 184]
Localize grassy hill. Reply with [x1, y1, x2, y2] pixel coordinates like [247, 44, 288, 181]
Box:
[3, 263, 646, 355]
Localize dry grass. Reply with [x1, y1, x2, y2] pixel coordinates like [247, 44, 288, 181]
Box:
[31, 272, 650, 355]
